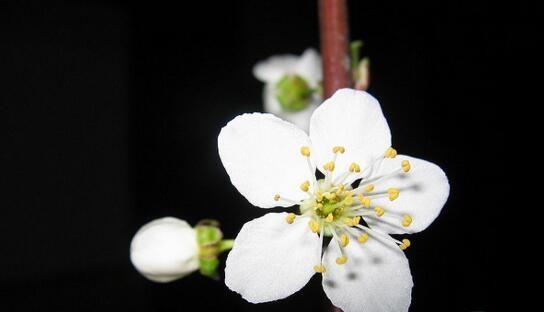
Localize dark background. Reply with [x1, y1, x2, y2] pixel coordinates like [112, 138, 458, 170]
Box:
[1, 0, 532, 311]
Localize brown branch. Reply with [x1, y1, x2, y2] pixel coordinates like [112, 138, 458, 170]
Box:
[319, 0, 352, 98]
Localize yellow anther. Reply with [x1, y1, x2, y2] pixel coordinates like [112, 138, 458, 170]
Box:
[385, 147, 397, 158]
[285, 213, 296, 224]
[401, 160, 411, 173]
[324, 192, 337, 200]
[388, 188, 400, 201]
[340, 234, 350, 247]
[345, 216, 360, 226]
[399, 238, 411, 250]
[300, 146, 311, 157]
[335, 184, 345, 195]
[363, 184, 375, 193]
[357, 233, 369, 243]
[300, 180, 310, 192]
[349, 162, 361, 173]
[316, 192, 323, 202]
[308, 220, 320, 233]
[335, 256, 348, 265]
[333, 146, 345, 154]
[313, 264, 326, 273]
[273, 194, 280, 201]
[353, 216, 361, 225]
[323, 161, 335, 172]
[316, 203, 323, 209]
[374, 206, 385, 217]
[325, 213, 334, 223]
[401, 214, 413, 227]
[358, 194, 371, 208]
[343, 195, 354, 206]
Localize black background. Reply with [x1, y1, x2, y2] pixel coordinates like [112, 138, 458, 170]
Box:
[1, 0, 532, 311]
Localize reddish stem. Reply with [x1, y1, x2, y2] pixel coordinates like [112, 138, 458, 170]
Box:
[319, 0, 352, 98]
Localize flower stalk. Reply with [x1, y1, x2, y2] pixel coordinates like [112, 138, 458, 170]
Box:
[319, 0, 352, 98]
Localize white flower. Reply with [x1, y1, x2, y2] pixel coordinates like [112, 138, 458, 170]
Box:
[130, 217, 199, 282]
[217, 89, 450, 312]
[253, 48, 322, 132]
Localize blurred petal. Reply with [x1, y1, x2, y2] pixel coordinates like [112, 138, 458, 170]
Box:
[295, 48, 322, 87]
[130, 217, 198, 282]
[225, 213, 320, 303]
[322, 234, 413, 312]
[218, 113, 314, 208]
[365, 155, 450, 234]
[253, 54, 298, 83]
[310, 89, 391, 178]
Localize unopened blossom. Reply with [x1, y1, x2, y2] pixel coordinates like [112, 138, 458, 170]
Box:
[253, 48, 322, 132]
[130, 217, 199, 282]
[218, 89, 449, 312]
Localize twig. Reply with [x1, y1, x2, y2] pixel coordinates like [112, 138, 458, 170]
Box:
[319, 0, 352, 98]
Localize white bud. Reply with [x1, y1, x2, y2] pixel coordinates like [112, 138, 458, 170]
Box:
[130, 217, 198, 282]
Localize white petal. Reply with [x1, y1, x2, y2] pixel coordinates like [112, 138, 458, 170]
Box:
[253, 53, 299, 83]
[322, 234, 413, 312]
[365, 155, 450, 234]
[310, 89, 391, 177]
[218, 113, 314, 208]
[130, 217, 198, 282]
[262, 83, 319, 132]
[225, 213, 320, 303]
[294, 48, 322, 87]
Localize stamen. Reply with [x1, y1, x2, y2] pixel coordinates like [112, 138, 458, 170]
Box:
[363, 184, 375, 193]
[401, 160, 411, 172]
[285, 213, 296, 224]
[384, 147, 397, 158]
[335, 255, 348, 265]
[349, 162, 361, 173]
[313, 221, 326, 273]
[344, 216, 361, 226]
[399, 239, 411, 250]
[387, 188, 400, 201]
[314, 264, 326, 273]
[300, 146, 311, 157]
[272, 194, 301, 205]
[325, 213, 334, 223]
[401, 214, 413, 227]
[374, 206, 385, 217]
[308, 219, 320, 233]
[340, 234, 350, 247]
[357, 233, 369, 243]
[357, 194, 371, 208]
[300, 180, 310, 192]
[332, 146, 345, 154]
[323, 161, 335, 172]
[354, 224, 403, 246]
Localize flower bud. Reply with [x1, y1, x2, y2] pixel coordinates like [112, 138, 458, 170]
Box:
[130, 217, 198, 282]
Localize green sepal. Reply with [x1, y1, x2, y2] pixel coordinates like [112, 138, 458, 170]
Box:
[196, 220, 223, 246]
[194, 220, 235, 279]
[199, 257, 220, 279]
[350, 40, 364, 70]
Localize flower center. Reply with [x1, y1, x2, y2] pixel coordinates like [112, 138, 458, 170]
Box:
[274, 145, 414, 274]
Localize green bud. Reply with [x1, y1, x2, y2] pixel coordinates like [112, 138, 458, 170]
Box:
[275, 74, 313, 112]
